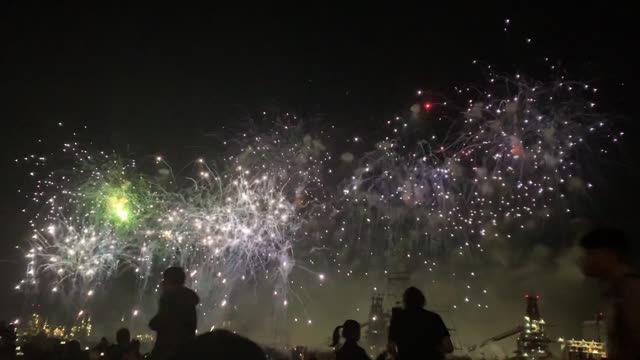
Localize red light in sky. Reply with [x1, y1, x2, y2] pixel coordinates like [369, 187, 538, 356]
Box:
[423, 102, 432, 110]
[511, 144, 523, 156]
[524, 293, 529, 298]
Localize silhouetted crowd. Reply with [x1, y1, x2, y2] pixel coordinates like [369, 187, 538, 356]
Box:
[2, 228, 639, 359]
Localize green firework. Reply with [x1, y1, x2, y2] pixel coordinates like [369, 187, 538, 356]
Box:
[75, 160, 162, 234]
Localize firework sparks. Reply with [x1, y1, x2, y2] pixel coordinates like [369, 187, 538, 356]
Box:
[15, 73, 618, 330]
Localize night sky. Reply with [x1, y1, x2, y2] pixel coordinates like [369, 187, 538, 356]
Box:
[1, 3, 638, 346]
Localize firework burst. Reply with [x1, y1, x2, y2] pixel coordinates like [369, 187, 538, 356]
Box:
[14, 72, 621, 333]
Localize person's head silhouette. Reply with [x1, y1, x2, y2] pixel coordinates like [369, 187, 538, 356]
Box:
[178, 329, 265, 359]
[403, 286, 426, 309]
[331, 319, 361, 347]
[116, 327, 130, 346]
[67, 340, 82, 355]
[163, 266, 186, 290]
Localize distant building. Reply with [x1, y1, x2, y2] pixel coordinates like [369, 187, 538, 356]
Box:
[559, 338, 606, 359]
[582, 314, 606, 343]
[557, 313, 607, 360]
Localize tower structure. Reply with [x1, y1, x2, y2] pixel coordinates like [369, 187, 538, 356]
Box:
[384, 270, 410, 308]
[514, 295, 551, 359]
[365, 294, 387, 351]
[364, 270, 409, 351]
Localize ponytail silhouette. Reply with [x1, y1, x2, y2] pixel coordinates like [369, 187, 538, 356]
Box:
[330, 325, 343, 347]
[330, 320, 361, 347]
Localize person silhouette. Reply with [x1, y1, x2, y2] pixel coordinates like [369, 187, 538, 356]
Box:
[64, 340, 89, 360]
[149, 266, 200, 360]
[580, 228, 640, 358]
[0, 322, 17, 359]
[388, 287, 453, 360]
[93, 337, 109, 356]
[175, 329, 266, 360]
[330, 320, 370, 360]
[124, 340, 143, 360]
[107, 328, 131, 360]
